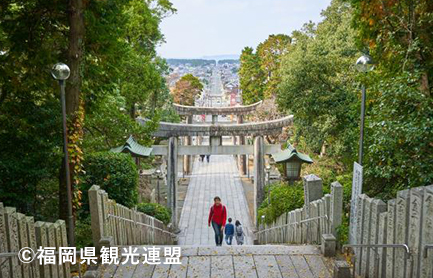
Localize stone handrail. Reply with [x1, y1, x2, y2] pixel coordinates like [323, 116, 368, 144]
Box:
[0, 202, 70, 278]
[256, 181, 343, 245]
[88, 185, 176, 251]
[255, 215, 329, 235]
[352, 185, 433, 278]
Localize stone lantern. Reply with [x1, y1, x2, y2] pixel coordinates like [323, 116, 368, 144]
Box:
[272, 144, 313, 182]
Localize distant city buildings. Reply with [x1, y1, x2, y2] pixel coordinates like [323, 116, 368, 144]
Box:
[165, 59, 241, 107]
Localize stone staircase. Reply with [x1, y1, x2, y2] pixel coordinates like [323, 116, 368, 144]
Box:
[95, 245, 333, 278]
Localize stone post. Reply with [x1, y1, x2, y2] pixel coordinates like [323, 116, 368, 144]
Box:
[333, 261, 351, 278]
[0, 203, 9, 278]
[303, 174, 323, 205]
[238, 115, 247, 175]
[368, 199, 386, 278]
[421, 185, 433, 278]
[183, 115, 193, 175]
[386, 199, 396, 278]
[407, 187, 424, 278]
[330, 181, 343, 237]
[395, 190, 409, 278]
[377, 212, 388, 278]
[321, 234, 336, 257]
[253, 136, 265, 226]
[303, 174, 323, 239]
[210, 114, 222, 147]
[89, 185, 104, 252]
[167, 137, 178, 230]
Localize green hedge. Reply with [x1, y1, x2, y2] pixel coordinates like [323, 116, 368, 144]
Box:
[136, 202, 171, 225]
[80, 152, 138, 214]
[257, 181, 304, 224]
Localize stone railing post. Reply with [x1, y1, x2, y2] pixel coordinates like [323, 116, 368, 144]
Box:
[330, 182, 343, 237]
[253, 135, 265, 226]
[237, 115, 247, 175]
[167, 137, 179, 231]
[184, 115, 193, 175]
[89, 185, 104, 252]
[303, 175, 323, 204]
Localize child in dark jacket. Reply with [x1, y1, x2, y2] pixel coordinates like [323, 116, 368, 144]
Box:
[224, 218, 235, 245]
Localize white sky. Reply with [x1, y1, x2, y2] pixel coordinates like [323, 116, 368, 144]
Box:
[157, 0, 332, 59]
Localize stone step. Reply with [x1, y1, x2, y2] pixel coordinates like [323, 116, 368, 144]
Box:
[94, 245, 333, 278]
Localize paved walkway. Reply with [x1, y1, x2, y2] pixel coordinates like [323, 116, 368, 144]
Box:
[177, 155, 254, 246]
[97, 245, 333, 278]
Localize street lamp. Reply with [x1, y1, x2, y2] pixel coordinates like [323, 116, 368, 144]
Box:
[155, 169, 162, 204]
[355, 54, 374, 165]
[51, 63, 74, 247]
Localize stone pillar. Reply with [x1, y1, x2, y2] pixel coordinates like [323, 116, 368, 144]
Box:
[88, 185, 103, 252]
[167, 137, 178, 230]
[368, 199, 386, 278]
[238, 115, 247, 175]
[333, 261, 351, 278]
[321, 234, 336, 257]
[394, 190, 409, 278]
[253, 136, 265, 226]
[183, 116, 192, 175]
[330, 181, 343, 237]
[210, 114, 222, 147]
[210, 136, 222, 147]
[303, 174, 323, 204]
[421, 185, 433, 278]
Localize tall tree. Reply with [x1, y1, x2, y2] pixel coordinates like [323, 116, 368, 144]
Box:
[348, 0, 433, 96]
[257, 34, 291, 98]
[239, 47, 265, 105]
[0, 0, 176, 220]
[277, 0, 359, 159]
[0, 0, 67, 214]
[58, 0, 86, 232]
[172, 74, 203, 106]
[347, 0, 433, 195]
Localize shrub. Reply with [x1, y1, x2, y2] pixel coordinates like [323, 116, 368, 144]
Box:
[75, 215, 93, 249]
[136, 202, 171, 225]
[80, 152, 138, 215]
[258, 181, 304, 224]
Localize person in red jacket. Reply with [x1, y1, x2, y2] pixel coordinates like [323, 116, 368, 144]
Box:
[208, 196, 227, 246]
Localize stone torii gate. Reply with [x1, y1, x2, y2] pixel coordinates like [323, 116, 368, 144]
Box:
[173, 100, 263, 175]
[138, 112, 293, 229]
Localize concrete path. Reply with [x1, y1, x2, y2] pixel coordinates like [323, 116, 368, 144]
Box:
[97, 245, 333, 278]
[177, 155, 254, 246]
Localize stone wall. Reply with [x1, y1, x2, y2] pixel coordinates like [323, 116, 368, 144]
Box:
[353, 185, 433, 278]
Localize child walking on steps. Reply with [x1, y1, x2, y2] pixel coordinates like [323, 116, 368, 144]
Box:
[235, 220, 244, 245]
[224, 218, 234, 245]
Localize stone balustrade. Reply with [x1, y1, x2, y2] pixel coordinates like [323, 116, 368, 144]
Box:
[88, 185, 176, 252]
[256, 176, 343, 246]
[352, 185, 433, 278]
[0, 202, 70, 278]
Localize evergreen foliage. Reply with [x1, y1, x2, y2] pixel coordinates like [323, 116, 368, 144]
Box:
[80, 152, 139, 214]
[137, 202, 172, 225]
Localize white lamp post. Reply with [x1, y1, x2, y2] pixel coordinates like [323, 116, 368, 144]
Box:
[51, 63, 74, 247]
[355, 55, 374, 165]
[155, 169, 162, 204]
